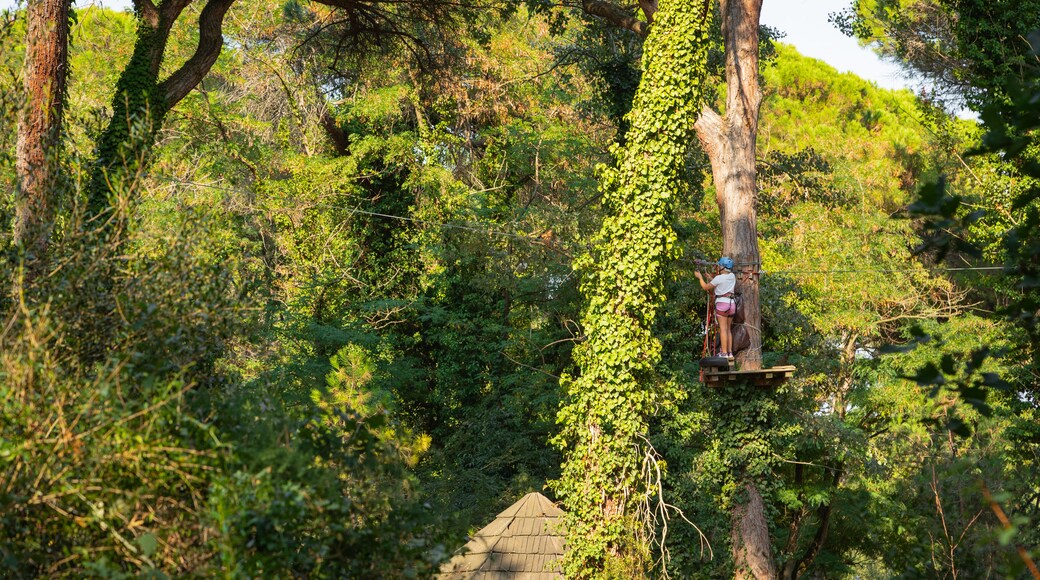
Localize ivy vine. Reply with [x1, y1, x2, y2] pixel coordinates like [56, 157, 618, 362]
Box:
[86, 18, 167, 219]
[552, 0, 714, 576]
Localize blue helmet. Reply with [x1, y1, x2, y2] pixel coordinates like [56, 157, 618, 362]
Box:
[717, 256, 734, 270]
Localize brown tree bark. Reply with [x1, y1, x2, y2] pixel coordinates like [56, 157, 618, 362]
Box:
[694, 0, 764, 373]
[694, 0, 774, 577]
[579, 0, 657, 37]
[14, 0, 71, 277]
[731, 482, 778, 579]
[159, 0, 236, 107]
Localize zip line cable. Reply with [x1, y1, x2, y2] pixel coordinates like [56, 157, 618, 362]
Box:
[763, 266, 1006, 275]
[148, 174, 1012, 277]
[151, 174, 562, 247]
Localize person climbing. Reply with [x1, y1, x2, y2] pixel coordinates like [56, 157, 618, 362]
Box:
[695, 256, 737, 359]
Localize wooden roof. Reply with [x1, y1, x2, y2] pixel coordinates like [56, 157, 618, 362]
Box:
[438, 492, 565, 579]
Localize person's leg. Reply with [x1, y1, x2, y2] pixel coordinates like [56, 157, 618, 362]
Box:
[719, 314, 732, 355]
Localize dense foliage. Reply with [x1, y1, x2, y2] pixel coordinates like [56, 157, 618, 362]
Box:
[1, 0, 1037, 577]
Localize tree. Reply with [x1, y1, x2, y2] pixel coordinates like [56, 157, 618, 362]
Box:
[553, 0, 714, 575]
[586, 0, 770, 369]
[88, 0, 472, 204]
[574, 0, 773, 575]
[839, 0, 1040, 112]
[838, 1, 1040, 571]
[907, 47, 1040, 570]
[84, 0, 236, 219]
[13, 0, 70, 280]
[694, 0, 765, 375]
[692, 0, 775, 576]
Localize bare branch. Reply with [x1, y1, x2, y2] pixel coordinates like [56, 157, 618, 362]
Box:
[693, 105, 724, 154]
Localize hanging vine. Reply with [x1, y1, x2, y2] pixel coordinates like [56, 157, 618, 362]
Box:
[552, 0, 714, 576]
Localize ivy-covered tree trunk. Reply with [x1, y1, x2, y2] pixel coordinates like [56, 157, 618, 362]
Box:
[86, 0, 234, 219]
[553, 0, 713, 576]
[694, 0, 776, 577]
[13, 0, 71, 278]
[70, 0, 234, 365]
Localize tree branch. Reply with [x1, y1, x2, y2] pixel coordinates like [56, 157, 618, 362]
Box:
[638, 0, 658, 23]
[159, 0, 236, 109]
[792, 462, 843, 577]
[581, 0, 649, 37]
[693, 105, 723, 154]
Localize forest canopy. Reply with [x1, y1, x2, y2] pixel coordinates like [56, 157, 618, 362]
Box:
[1, 0, 1038, 577]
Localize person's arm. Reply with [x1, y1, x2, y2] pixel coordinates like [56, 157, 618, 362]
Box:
[694, 271, 716, 291]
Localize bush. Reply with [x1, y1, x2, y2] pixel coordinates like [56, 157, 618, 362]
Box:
[1, 214, 239, 574]
[1, 200, 445, 576]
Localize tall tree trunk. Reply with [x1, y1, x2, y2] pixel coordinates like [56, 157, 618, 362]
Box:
[786, 462, 841, 579]
[579, 1, 775, 575]
[695, 0, 774, 577]
[555, 0, 714, 575]
[13, 0, 71, 279]
[694, 0, 763, 372]
[732, 482, 778, 579]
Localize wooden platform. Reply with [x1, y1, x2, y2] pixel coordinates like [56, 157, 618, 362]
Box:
[700, 364, 796, 388]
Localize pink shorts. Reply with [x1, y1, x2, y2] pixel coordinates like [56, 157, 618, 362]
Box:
[716, 300, 735, 317]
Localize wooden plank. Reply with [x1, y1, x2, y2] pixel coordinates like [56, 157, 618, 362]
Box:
[700, 365, 797, 388]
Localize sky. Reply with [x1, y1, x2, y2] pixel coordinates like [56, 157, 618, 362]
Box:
[760, 0, 913, 92]
[1, 0, 914, 93]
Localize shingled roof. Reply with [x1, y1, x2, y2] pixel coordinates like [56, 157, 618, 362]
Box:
[438, 491, 565, 579]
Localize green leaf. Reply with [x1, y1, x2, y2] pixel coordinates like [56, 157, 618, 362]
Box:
[137, 533, 158, 557]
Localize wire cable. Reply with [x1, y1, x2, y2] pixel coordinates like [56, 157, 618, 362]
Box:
[147, 173, 1012, 276]
[760, 266, 1005, 275]
[150, 174, 566, 247]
